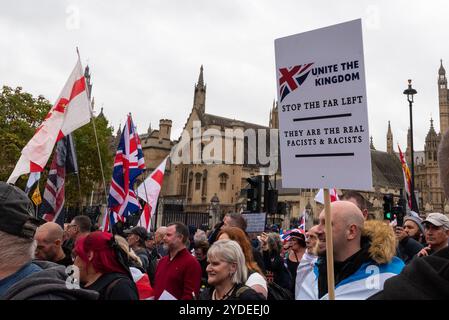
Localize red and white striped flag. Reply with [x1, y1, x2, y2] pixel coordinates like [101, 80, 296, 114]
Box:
[136, 157, 168, 231]
[398, 145, 412, 210]
[7, 57, 91, 184]
[314, 188, 339, 204]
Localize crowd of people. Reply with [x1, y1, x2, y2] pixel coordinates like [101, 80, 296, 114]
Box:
[0, 181, 448, 300]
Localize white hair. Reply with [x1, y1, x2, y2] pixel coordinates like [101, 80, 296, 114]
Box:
[207, 239, 248, 284]
[194, 229, 207, 243]
[0, 230, 36, 270]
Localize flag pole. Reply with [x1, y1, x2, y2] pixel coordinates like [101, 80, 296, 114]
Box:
[130, 114, 151, 230]
[68, 133, 84, 213]
[323, 188, 335, 300]
[77, 48, 109, 209]
[35, 182, 39, 217]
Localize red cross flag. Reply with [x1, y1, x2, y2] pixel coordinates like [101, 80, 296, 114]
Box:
[137, 157, 168, 231]
[7, 57, 91, 184]
[314, 188, 339, 204]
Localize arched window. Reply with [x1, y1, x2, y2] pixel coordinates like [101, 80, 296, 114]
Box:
[180, 167, 188, 196]
[188, 172, 193, 198]
[219, 173, 229, 191]
[195, 173, 202, 190]
[202, 170, 208, 197]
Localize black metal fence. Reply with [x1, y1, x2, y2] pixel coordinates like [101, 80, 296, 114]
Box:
[162, 211, 209, 229]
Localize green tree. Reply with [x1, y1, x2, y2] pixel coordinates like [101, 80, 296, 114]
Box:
[66, 113, 114, 207]
[0, 86, 52, 185]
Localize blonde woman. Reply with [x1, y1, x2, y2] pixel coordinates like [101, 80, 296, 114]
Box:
[199, 239, 264, 300]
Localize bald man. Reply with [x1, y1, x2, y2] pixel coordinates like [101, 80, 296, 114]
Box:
[297, 201, 404, 300]
[155, 226, 168, 257]
[34, 222, 72, 267]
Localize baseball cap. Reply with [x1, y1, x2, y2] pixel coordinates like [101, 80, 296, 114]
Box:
[423, 213, 449, 230]
[124, 226, 148, 241]
[404, 215, 425, 235]
[289, 231, 306, 246]
[0, 182, 42, 239]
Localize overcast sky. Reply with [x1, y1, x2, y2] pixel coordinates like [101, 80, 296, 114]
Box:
[1, 0, 448, 152]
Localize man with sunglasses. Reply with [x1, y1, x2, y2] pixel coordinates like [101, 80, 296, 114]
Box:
[64, 215, 92, 252]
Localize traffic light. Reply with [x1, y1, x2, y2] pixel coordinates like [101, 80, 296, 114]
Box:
[246, 188, 257, 212]
[246, 176, 262, 212]
[383, 194, 394, 221]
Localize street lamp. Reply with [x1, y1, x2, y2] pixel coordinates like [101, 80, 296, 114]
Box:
[403, 79, 417, 210]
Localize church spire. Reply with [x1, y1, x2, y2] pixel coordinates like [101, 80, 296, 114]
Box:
[198, 65, 204, 87]
[387, 121, 393, 154]
[193, 65, 206, 115]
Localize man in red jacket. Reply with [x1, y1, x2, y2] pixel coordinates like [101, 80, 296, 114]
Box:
[153, 222, 202, 300]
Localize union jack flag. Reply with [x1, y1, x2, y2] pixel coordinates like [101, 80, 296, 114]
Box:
[279, 63, 314, 102]
[39, 134, 77, 227]
[106, 114, 145, 231]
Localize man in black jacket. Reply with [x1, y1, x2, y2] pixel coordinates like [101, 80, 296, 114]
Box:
[124, 226, 150, 271]
[395, 225, 424, 264]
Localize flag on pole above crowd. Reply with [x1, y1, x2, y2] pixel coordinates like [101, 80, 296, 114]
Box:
[39, 134, 78, 227]
[136, 157, 168, 231]
[105, 114, 145, 231]
[7, 56, 91, 184]
[398, 145, 412, 210]
[314, 188, 339, 204]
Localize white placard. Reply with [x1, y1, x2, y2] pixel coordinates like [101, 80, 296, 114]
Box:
[242, 212, 266, 233]
[275, 19, 373, 190]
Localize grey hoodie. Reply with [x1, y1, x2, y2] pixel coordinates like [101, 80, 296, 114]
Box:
[2, 260, 98, 300]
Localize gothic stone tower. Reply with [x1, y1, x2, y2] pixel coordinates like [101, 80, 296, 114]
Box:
[387, 121, 394, 154]
[439, 60, 449, 135]
[415, 119, 443, 212]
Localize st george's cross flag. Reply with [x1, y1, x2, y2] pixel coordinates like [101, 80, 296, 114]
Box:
[314, 188, 339, 204]
[136, 157, 168, 231]
[7, 57, 91, 184]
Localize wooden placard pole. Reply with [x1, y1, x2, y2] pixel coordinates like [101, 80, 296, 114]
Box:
[323, 188, 336, 300]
